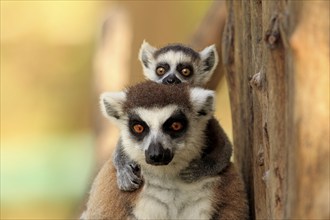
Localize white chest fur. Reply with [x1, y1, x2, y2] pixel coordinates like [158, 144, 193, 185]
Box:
[133, 174, 218, 220]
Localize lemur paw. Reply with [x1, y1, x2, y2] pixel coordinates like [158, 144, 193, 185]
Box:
[179, 159, 204, 183]
[117, 163, 143, 191]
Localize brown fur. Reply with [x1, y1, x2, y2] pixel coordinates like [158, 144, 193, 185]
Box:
[83, 158, 141, 219]
[123, 81, 192, 112]
[212, 163, 249, 220]
[83, 160, 248, 219]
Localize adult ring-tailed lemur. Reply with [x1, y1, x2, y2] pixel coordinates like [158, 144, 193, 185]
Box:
[82, 81, 248, 219]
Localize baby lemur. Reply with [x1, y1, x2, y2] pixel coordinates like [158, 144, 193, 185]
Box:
[82, 81, 248, 219]
[114, 41, 233, 191]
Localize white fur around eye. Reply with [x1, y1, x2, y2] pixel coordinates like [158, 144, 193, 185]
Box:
[156, 51, 194, 65]
[134, 105, 179, 131]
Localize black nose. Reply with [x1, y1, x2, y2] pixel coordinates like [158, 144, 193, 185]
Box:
[145, 142, 173, 165]
[162, 74, 181, 84]
[166, 78, 175, 84]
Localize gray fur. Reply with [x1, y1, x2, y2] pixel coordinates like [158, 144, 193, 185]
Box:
[179, 117, 232, 182]
[113, 138, 142, 191]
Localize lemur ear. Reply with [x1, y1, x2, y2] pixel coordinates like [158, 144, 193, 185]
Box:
[199, 45, 219, 82]
[139, 40, 157, 69]
[100, 92, 126, 120]
[190, 88, 215, 117]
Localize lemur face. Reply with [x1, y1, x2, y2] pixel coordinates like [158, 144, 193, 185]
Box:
[125, 106, 189, 166]
[139, 41, 219, 86]
[100, 82, 214, 169]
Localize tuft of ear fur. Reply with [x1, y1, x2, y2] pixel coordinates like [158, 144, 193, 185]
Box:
[138, 40, 157, 69]
[199, 45, 219, 84]
[100, 92, 126, 121]
[190, 87, 215, 117]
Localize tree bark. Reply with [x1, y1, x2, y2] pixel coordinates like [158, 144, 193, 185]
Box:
[222, 0, 329, 219]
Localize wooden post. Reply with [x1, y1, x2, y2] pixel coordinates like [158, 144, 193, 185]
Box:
[222, 0, 329, 219]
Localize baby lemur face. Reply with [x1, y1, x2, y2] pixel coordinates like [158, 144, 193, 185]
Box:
[139, 41, 219, 86]
[100, 81, 214, 170]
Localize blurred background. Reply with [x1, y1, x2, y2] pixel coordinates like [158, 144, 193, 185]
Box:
[1, 1, 231, 219]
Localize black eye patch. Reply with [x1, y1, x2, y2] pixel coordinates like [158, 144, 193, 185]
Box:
[128, 113, 149, 141]
[176, 63, 194, 77]
[162, 111, 188, 139]
[155, 63, 170, 73]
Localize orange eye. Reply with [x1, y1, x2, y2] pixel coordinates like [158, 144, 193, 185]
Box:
[156, 67, 166, 76]
[133, 124, 144, 134]
[171, 122, 183, 131]
[181, 68, 191, 76]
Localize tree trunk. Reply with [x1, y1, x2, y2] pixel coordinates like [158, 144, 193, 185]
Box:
[222, 0, 329, 219]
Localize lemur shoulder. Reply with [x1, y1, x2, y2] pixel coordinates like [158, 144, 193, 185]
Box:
[82, 81, 248, 219]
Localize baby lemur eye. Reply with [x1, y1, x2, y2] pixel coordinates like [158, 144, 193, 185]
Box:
[176, 63, 193, 77]
[133, 124, 144, 134]
[171, 122, 183, 131]
[181, 68, 191, 76]
[156, 67, 166, 76]
[156, 63, 170, 76]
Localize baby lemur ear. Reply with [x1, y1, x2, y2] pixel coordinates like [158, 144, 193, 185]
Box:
[139, 40, 157, 69]
[100, 92, 127, 121]
[199, 45, 219, 84]
[190, 88, 215, 117]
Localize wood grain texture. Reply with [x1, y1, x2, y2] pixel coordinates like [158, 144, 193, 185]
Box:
[222, 0, 329, 219]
